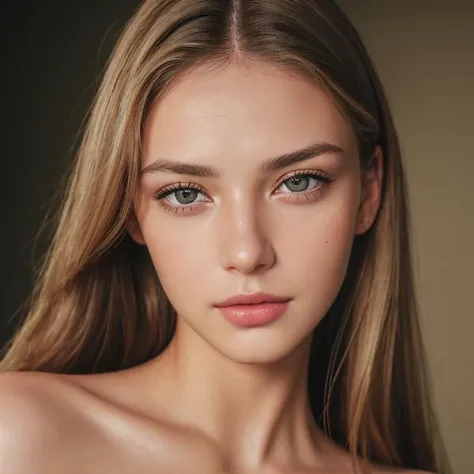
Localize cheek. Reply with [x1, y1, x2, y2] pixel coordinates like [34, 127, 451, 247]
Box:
[135, 195, 210, 293]
[295, 216, 354, 282]
[141, 220, 212, 310]
[278, 187, 359, 301]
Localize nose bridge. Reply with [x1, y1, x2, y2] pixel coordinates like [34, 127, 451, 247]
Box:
[219, 192, 274, 273]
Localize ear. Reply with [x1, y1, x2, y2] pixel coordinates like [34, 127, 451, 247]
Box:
[128, 215, 146, 245]
[354, 145, 383, 235]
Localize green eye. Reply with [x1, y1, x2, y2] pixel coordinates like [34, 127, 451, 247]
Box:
[154, 182, 208, 209]
[174, 189, 199, 205]
[284, 175, 311, 192]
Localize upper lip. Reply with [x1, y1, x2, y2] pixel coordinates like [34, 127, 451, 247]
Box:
[215, 292, 291, 307]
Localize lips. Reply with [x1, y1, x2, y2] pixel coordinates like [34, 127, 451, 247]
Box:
[215, 292, 292, 328]
[215, 292, 291, 307]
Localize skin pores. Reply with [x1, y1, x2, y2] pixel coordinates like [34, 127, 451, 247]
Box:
[132, 59, 365, 365]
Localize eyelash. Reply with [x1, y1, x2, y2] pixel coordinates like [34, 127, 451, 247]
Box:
[153, 170, 333, 215]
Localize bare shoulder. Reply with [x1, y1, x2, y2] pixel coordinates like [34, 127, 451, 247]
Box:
[0, 371, 228, 474]
[0, 370, 85, 422]
[0, 372, 64, 473]
[0, 371, 109, 474]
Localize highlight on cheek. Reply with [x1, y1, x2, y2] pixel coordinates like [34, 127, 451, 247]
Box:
[152, 169, 334, 215]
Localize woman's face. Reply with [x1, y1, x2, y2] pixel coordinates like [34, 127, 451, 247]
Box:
[133, 59, 376, 364]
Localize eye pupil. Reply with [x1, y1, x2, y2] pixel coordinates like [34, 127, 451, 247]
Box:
[176, 189, 198, 204]
[286, 176, 309, 192]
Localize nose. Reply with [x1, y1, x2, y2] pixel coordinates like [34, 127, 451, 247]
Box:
[218, 199, 276, 275]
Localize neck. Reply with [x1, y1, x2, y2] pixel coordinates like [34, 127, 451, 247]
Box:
[149, 317, 330, 471]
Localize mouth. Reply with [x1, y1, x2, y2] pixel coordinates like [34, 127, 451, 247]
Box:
[215, 292, 292, 307]
[215, 292, 292, 327]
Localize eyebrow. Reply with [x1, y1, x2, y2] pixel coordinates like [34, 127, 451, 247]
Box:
[140, 141, 344, 178]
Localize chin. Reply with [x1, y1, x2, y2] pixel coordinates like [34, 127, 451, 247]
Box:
[208, 328, 312, 366]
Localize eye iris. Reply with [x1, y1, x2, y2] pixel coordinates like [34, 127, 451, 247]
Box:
[176, 189, 198, 204]
[286, 176, 310, 192]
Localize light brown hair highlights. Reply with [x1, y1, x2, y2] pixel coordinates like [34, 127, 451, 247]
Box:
[1, 1, 451, 472]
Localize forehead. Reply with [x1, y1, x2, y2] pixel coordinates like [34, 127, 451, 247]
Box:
[142, 60, 356, 168]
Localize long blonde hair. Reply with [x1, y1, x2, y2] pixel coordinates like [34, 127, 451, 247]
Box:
[1, 1, 450, 472]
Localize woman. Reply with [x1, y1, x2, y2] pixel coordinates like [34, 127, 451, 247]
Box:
[0, 0, 451, 473]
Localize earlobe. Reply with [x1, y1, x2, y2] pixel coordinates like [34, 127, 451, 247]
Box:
[355, 216, 372, 236]
[355, 145, 383, 236]
[128, 217, 146, 245]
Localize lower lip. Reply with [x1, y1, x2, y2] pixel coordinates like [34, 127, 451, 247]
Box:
[216, 301, 290, 327]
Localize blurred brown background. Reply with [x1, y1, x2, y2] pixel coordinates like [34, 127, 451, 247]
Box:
[1, 1, 472, 472]
[339, 1, 474, 472]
